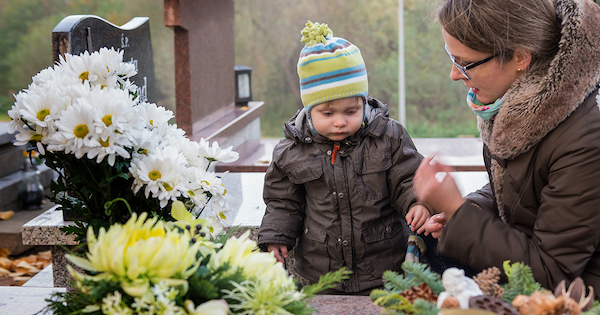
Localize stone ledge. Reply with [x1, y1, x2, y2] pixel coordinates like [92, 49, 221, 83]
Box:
[191, 101, 264, 146]
[22, 205, 77, 246]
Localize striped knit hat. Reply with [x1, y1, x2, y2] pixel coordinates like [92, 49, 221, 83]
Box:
[297, 21, 368, 109]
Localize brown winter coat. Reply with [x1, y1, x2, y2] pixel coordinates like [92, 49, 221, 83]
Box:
[438, 0, 600, 299]
[258, 97, 422, 293]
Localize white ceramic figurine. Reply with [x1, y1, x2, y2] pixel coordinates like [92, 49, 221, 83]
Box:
[437, 267, 483, 309]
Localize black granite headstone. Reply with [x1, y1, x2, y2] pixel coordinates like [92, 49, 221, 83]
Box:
[52, 15, 156, 103]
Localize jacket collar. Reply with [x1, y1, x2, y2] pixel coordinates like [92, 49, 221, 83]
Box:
[283, 96, 391, 144]
[480, 0, 600, 159]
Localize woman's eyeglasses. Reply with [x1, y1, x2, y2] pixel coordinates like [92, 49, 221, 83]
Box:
[444, 45, 498, 80]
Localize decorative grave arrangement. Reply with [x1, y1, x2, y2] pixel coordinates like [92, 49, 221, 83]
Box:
[370, 261, 599, 315]
[45, 201, 348, 314]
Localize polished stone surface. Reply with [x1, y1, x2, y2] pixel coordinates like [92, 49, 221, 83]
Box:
[309, 295, 384, 314]
[0, 286, 66, 315]
[0, 283, 381, 315]
[22, 264, 53, 288]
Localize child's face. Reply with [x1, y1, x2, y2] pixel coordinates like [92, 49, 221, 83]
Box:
[310, 97, 363, 141]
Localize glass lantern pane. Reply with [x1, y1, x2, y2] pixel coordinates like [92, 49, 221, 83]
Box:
[237, 73, 250, 98]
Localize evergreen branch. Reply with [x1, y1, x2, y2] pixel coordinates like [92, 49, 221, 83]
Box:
[381, 262, 443, 295]
[382, 270, 414, 292]
[501, 260, 542, 303]
[400, 261, 444, 295]
[301, 267, 351, 297]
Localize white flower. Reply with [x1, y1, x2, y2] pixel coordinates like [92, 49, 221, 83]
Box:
[16, 90, 66, 129]
[132, 128, 163, 156]
[136, 101, 174, 128]
[14, 124, 48, 155]
[101, 291, 133, 315]
[59, 50, 99, 84]
[178, 137, 210, 169]
[49, 99, 98, 159]
[129, 146, 188, 208]
[86, 133, 131, 166]
[185, 299, 229, 315]
[205, 216, 224, 235]
[92, 48, 137, 90]
[198, 138, 239, 163]
[210, 197, 231, 224]
[198, 171, 226, 197]
[31, 66, 58, 87]
[6, 101, 24, 134]
[80, 88, 140, 165]
[185, 190, 209, 212]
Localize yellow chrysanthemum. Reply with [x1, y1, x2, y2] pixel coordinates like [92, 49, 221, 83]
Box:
[66, 212, 204, 296]
[210, 231, 296, 289]
[218, 232, 302, 314]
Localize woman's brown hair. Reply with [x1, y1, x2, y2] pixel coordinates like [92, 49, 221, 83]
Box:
[438, 0, 561, 70]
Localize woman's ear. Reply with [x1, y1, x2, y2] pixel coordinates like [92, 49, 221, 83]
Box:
[514, 48, 532, 71]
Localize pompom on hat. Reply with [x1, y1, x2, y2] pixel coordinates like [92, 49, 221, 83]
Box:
[297, 21, 368, 109]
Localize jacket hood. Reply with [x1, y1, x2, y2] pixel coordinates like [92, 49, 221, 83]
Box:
[479, 0, 600, 159]
[283, 96, 391, 143]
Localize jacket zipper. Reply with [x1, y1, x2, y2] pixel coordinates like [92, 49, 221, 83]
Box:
[331, 143, 341, 165]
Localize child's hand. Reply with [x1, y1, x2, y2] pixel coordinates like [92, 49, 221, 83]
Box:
[267, 243, 288, 264]
[423, 213, 447, 239]
[406, 204, 431, 234]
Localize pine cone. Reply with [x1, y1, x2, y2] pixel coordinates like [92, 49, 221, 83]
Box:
[440, 296, 460, 309]
[493, 285, 506, 298]
[469, 295, 518, 315]
[401, 283, 438, 303]
[474, 266, 504, 298]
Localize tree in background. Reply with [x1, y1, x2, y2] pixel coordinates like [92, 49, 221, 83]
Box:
[234, 0, 478, 138]
[10, 0, 593, 138]
[0, 0, 174, 118]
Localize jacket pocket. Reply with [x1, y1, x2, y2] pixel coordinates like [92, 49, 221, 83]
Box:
[295, 216, 330, 281]
[354, 151, 392, 200]
[360, 214, 406, 276]
[284, 158, 330, 200]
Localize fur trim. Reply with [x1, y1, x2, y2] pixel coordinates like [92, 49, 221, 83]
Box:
[478, 0, 600, 220]
[480, 0, 600, 159]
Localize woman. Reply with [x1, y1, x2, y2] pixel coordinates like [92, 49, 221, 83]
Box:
[415, 0, 600, 298]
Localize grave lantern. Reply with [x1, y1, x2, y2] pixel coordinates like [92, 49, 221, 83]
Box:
[234, 65, 253, 106]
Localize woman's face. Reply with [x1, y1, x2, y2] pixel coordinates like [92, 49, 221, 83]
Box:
[442, 29, 522, 104]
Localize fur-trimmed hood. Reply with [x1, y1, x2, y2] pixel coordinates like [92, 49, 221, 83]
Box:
[479, 0, 600, 158]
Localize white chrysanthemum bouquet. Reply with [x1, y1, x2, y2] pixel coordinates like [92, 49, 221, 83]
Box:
[46, 201, 349, 315]
[7, 47, 238, 238]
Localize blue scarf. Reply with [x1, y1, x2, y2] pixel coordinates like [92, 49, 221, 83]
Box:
[466, 88, 505, 120]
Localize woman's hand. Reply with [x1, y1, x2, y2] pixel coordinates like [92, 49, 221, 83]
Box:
[423, 213, 447, 239]
[414, 155, 464, 220]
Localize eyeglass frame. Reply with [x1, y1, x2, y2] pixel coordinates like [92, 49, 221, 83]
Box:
[444, 45, 498, 80]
